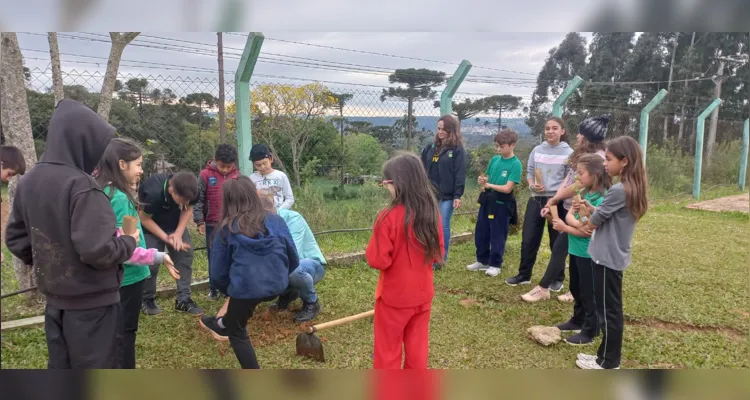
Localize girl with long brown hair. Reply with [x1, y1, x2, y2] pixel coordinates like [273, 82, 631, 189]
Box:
[550, 154, 611, 346]
[576, 135, 648, 369]
[366, 152, 444, 369]
[420, 114, 466, 269]
[198, 176, 299, 369]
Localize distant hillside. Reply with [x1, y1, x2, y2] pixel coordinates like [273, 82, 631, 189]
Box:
[340, 116, 533, 137]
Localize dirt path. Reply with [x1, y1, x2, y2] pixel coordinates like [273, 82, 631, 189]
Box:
[686, 193, 749, 214]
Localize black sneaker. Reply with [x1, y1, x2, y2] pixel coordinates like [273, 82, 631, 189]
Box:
[199, 315, 229, 342]
[505, 275, 531, 286]
[207, 289, 222, 301]
[176, 298, 204, 316]
[294, 300, 321, 323]
[556, 320, 582, 333]
[270, 289, 299, 312]
[141, 299, 163, 316]
[564, 332, 594, 346]
[549, 281, 564, 292]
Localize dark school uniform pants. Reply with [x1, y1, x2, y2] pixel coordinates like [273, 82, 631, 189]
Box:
[205, 224, 216, 292]
[117, 279, 145, 369]
[373, 299, 431, 369]
[474, 200, 511, 268]
[517, 196, 567, 280]
[45, 303, 120, 369]
[568, 255, 599, 338]
[593, 262, 624, 369]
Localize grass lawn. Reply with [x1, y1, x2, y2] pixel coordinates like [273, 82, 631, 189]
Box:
[2, 185, 748, 369]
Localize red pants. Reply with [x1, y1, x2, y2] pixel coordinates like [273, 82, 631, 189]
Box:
[373, 299, 431, 369]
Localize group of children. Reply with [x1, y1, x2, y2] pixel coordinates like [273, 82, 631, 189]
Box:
[2, 99, 647, 371]
[464, 115, 648, 369]
[2, 99, 321, 369]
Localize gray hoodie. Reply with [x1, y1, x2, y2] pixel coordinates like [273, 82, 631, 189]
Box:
[587, 183, 637, 271]
[526, 141, 573, 197]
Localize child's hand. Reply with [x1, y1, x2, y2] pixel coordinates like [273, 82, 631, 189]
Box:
[128, 229, 141, 243]
[162, 255, 181, 280]
[197, 224, 206, 236]
[477, 176, 488, 185]
[551, 218, 566, 232]
[571, 198, 581, 213]
[540, 206, 550, 218]
[532, 183, 545, 192]
[581, 199, 595, 214]
[580, 223, 594, 236]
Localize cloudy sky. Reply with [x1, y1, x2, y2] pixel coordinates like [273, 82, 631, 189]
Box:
[16, 32, 593, 117]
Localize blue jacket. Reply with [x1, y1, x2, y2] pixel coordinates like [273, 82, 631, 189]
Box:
[209, 213, 300, 299]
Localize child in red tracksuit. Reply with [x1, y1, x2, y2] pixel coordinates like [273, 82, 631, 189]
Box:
[366, 152, 445, 369]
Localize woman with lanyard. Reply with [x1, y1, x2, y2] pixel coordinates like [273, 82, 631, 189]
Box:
[420, 115, 467, 270]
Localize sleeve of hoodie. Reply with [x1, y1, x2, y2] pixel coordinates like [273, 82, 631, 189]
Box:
[193, 174, 207, 225]
[453, 146, 467, 199]
[70, 188, 137, 268]
[590, 184, 626, 226]
[526, 146, 537, 181]
[279, 172, 295, 210]
[5, 191, 33, 265]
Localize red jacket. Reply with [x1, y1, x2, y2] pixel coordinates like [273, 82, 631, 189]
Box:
[194, 161, 239, 225]
[366, 205, 444, 308]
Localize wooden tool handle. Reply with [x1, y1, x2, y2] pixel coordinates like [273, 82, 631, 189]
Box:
[308, 310, 375, 333]
[549, 205, 559, 220]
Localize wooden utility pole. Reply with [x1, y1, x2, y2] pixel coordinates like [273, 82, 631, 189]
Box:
[217, 32, 227, 143]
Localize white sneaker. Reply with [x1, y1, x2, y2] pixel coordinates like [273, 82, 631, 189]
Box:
[576, 358, 620, 369]
[577, 353, 597, 362]
[485, 267, 501, 277]
[466, 262, 488, 271]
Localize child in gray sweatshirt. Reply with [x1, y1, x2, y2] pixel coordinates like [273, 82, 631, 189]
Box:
[506, 117, 573, 286]
[576, 136, 649, 370]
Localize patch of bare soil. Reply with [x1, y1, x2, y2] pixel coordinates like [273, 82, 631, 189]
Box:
[686, 193, 749, 214]
[624, 315, 746, 341]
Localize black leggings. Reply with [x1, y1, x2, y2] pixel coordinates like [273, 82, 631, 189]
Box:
[539, 232, 569, 289]
[222, 296, 276, 369]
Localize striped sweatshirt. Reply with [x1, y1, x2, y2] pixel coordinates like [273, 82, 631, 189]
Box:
[526, 141, 573, 197]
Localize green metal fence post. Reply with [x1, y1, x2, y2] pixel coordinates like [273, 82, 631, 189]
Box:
[440, 60, 472, 117]
[552, 76, 584, 118]
[693, 98, 723, 199]
[740, 118, 749, 191]
[235, 32, 264, 176]
[639, 89, 668, 164]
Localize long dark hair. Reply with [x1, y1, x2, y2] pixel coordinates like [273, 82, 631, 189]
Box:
[215, 175, 268, 241]
[434, 114, 462, 149]
[378, 152, 443, 266]
[95, 137, 142, 208]
[606, 136, 649, 221]
[576, 153, 611, 197]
